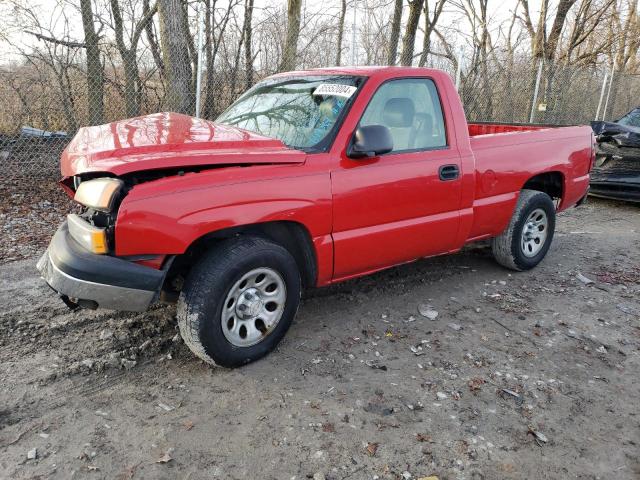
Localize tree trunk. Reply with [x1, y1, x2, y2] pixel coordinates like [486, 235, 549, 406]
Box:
[387, 0, 403, 65]
[56, 67, 79, 132]
[110, 0, 156, 117]
[202, 0, 216, 119]
[418, 36, 431, 67]
[230, 24, 245, 98]
[400, 0, 424, 66]
[144, 0, 164, 74]
[280, 0, 302, 71]
[79, 0, 104, 125]
[122, 50, 141, 117]
[546, 0, 578, 60]
[418, 0, 446, 67]
[336, 0, 347, 65]
[243, 0, 255, 89]
[158, 0, 194, 113]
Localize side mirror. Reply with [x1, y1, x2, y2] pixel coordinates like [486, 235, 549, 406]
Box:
[347, 125, 393, 159]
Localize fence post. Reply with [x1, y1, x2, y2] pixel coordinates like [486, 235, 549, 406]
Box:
[351, 0, 357, 65]
[601, 66, 615, 121]
[195, 0, 205, 118]
[455, 46, 463, 91]
[529, 59, 543, 124]
[595, 67, 609, 120]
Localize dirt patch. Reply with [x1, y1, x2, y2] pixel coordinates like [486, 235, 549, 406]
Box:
[0, 178, 73, 263]
[1, 198, 639, 479]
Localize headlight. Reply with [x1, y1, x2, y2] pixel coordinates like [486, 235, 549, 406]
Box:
[67, 214, 108, 254]
[74, 178, 124, 212]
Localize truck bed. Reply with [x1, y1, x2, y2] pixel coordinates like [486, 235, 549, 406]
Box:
[465, 122, 593, 242]
[468, 122, 549, 137]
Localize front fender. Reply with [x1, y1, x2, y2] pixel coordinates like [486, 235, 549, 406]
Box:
[114, 173, 332, 256]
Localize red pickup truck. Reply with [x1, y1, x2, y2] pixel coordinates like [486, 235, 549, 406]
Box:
[37, 67, 593, 367]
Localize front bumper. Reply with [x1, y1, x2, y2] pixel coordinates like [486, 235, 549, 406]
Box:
[589, 173, 640, 203]
[37, 222, 166, 311]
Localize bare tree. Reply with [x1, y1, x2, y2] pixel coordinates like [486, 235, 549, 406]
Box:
[520, 0, 578, 62]
[109, 0, 158, 117]
[336, 0, 347, 65]
[418, 0, 447, 66]
[10, 1, 87, 130]
[359, 0, 393, 65]
[202, 0, 240, 118]
[280, 0, 302, 71]
[244, 0, 255, 87]
[387, 0, 403, 64]
[611, 0, 639, 72]
[157, 0, 193, 113]
[143, 0, 164, 73]
[604, 0, 639, 118]
[79, 0, 104, 124]
[559, 0, 616, 66]
[400, 0, 425, 65]
[2, 0, 640, 140]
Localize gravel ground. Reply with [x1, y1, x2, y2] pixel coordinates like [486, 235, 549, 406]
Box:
[0, 179, 73, 263]
[0, 197, 639, 480]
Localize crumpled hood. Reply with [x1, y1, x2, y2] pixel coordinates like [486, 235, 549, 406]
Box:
[61, 112, 305, 177]
[591, 120, 640, 148]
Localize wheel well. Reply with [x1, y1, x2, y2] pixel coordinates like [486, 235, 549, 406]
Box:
[163, 221, 317, 297]
[522, 171, 564, 200]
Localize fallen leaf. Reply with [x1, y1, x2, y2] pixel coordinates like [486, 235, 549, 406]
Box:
[468, 377, 484, 392]
[322, 422, 335, 433]
[183, 420, 194, 431]
[365, 442, 379, 456]
[528, 425, 549, 446]
[155, 451, 173, 464]
[116, 463, 140, 480]
[576, 272, 594, 285]
[416, 433, 432, 443]
[418, 304, 438, 320]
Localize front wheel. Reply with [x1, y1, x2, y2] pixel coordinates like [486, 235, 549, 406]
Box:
[177, 236, 301, 367]
[491, 189, 556, 271]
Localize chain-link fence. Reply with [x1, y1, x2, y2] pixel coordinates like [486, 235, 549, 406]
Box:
[1, 38, 639, 180]
[457, 58, 640, 126]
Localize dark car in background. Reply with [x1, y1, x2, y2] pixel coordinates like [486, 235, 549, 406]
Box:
[590, 107, 640, 202]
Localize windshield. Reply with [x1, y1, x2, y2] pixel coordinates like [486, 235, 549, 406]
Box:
[617, 108, 640, 128]
[216, 75, 364, 150]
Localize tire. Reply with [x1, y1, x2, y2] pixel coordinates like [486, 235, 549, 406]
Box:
[177, 236, 301, 367]
[491, 189, 556, 271]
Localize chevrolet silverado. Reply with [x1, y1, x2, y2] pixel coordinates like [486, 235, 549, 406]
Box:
[37, 67, 593, 366]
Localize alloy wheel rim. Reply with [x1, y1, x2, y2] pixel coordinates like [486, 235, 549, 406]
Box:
[520, 208, 548, 258]
[221, 267, 287, 347]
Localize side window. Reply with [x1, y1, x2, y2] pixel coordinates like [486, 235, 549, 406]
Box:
[360, 78, 447, 153]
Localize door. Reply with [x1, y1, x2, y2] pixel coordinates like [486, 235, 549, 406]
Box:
[331, 77, 462, 280]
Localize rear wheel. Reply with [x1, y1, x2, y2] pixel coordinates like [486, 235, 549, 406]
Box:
[491, 189, 556, 271]
[177, 236, 301, 367]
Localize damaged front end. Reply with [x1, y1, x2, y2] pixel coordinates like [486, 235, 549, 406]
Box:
[38, 173, 168, 311]
[590, 116, 640, 202]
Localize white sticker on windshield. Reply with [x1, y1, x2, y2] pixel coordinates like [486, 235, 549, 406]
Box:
[312, 84, 357, 98]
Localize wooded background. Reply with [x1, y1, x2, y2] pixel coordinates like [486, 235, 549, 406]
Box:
[0, 0, 639, 175]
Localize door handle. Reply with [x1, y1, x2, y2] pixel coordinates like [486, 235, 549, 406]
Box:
[438, 164, 459, 181]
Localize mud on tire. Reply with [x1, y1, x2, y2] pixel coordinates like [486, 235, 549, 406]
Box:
[177, 236, 301, 367]
[491, 189, 556, 271]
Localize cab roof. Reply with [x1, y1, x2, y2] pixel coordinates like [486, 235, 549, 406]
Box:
[269, 66, 442, 80]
